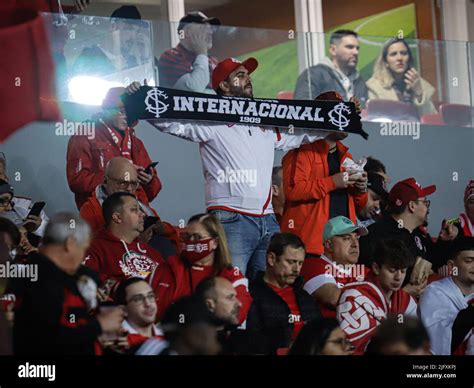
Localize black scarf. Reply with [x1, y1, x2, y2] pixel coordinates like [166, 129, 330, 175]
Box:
[123, 86, 368, 139]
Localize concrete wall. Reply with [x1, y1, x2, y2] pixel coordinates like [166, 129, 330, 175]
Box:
[2, 118, 473, 235]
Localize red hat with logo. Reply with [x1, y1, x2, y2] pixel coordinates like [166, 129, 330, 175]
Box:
[102, 87, 126, 110]
[388, 177, 436, 207]
[212, 57, 258, 91]
[101, 87, 138, 127]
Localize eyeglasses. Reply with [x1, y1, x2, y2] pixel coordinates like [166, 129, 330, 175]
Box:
[0, 198, 13, 208]
[107, 176, 139, 190]
[415, 199, 430, 208]
[327, 338, 354, 350]
[127, 292, 156, 305]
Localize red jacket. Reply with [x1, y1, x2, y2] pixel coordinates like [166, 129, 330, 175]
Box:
[84, 229, 175, 318]
[157, 256, 253, 324]
[66, 122, 161, 209]
[281, 140, 368, 255]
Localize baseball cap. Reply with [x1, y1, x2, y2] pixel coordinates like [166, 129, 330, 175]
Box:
[212, 57, 258, 91]
[178, 11, 221, 32]
[388, 178, 436, 207]
[323, 216, 368, 242]
[0, 179, 13, 197]
[367, 172, 388, 199]
[102, 87, 126, 110]
[464, 180, 474, 202]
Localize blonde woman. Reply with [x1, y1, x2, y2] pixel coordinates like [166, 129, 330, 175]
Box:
[367, 37, 436, 115]
[157, 213, 252, 324]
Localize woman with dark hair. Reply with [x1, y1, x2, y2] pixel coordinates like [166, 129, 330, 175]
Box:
[289, 318, 354, 355]
[367, 37, 436, 115]
[150, 213, 252, 324]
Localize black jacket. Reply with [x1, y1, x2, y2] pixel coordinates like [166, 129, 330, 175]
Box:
[294, 63, 368, 105]
[12, 253, 102, 355]
[358, 216, 447, 285]
[246, 272, 320, 355]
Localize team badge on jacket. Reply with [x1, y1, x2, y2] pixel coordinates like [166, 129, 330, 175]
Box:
[119, 251, 158, 278]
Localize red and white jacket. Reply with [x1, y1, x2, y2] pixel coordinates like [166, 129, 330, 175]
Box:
[152, 121, 327, 216]
[336, 272, 417, 354]
[66, 122, 161, 209]
[300, 254, 369, 318]
[122, 320, 164, 348]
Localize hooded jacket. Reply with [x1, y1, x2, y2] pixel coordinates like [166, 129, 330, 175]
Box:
[66, 121, 161, 209]
[294, 57, 368, 104]
[84, 229, 175, 316]
[281, 139, 368, 255]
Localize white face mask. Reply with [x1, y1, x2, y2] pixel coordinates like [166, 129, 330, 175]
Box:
[8, 248, 17, 260]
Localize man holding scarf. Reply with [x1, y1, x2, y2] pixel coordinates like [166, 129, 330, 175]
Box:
[126, 57, 332, 280]
[66, 87, 162, 209]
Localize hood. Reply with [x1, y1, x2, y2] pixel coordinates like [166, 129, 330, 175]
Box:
[95, 229, 146, 253]
[95, 184, 107, 205]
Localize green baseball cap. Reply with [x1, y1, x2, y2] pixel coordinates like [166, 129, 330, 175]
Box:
[322, 216, 368, 242]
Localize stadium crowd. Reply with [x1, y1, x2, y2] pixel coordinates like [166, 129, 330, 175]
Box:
[0, 4, 472, 356]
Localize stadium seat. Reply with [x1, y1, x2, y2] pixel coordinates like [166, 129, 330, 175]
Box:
[420, 113, 444, 125]
[439, 103, 473, 127]
[277, 91, 294, 100]
[366, 99, 419, 122]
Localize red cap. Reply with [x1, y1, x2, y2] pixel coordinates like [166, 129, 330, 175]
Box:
[388, 178, 436, 207]
[212, 57, 258, 91]
[101, 87, 138, 127]
[102, 87, 126, 109]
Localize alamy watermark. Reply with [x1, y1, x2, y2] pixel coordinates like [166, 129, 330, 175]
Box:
[380, 121, 420, 140]
[55, 119, 95, 140]
[216, 167, 257, 187]
[18, 362, 55, 382]
[325, 263, 366, 281]
[0, 262, 38, 282]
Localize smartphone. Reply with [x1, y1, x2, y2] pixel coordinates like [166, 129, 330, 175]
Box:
[144, 161, 158, 175]
[27, 201, 45, 218]
[144, 216, 159, 230]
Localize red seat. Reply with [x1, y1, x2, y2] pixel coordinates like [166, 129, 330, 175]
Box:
[277, 91, 294, 100]
[366, 99, 419, 122]
[420, 113, 444, 125]
[439, 103, 473, 127]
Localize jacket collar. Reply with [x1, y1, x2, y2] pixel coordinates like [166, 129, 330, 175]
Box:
[313, 139, 349, 155]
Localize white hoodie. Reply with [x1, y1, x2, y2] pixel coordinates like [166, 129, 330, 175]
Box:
[419, 277, 474, 355]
